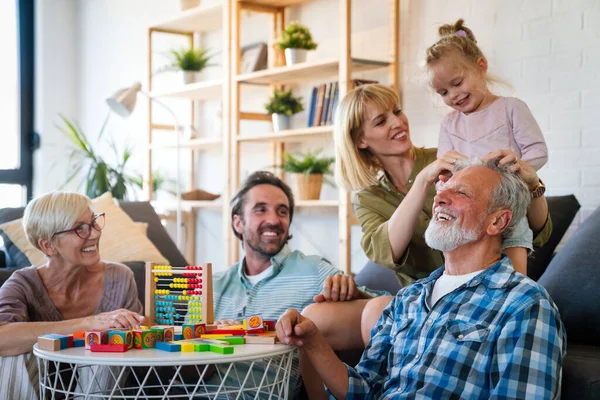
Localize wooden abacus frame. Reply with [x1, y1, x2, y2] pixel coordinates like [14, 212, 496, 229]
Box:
[144, 262, 214, 326]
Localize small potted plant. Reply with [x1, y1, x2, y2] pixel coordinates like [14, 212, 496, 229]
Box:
[280, 150, 335, 200]
[277, 21, 318, 66]
[265, 88, 304, 131]
[168, 47, 212, 84]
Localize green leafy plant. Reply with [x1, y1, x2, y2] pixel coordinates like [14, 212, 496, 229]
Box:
[277, 21, 318, 50]
[168, 47, 213, 71]
[265, 88, 304, 116]
[58, 114, 141, 200]
[280, 150, 335, 180]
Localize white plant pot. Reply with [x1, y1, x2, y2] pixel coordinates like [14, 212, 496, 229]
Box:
[272, 113, 290, 132]
[182, 70, 198, 84]
[284, 48, 308, 66]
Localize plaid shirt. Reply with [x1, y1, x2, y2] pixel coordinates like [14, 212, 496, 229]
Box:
[341, 256, 566, 399]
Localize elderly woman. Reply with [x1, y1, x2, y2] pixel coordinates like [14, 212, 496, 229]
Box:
[0, 191, 146, 398]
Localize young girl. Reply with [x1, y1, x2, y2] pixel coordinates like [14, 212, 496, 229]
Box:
[426, 19, 548, 274]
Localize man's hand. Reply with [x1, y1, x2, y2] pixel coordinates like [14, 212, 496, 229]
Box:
[276, 308, 319, 348]
[314, 274, 365, 303]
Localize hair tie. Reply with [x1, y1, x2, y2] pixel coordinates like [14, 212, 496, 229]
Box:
[456, 30, 467, 38]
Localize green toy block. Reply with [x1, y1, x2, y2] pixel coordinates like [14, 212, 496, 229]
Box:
[194, 343, 210, 352]
[218, 337, 245, 345]
[150, 328, 164, 342]
[208, 344, 234, 354]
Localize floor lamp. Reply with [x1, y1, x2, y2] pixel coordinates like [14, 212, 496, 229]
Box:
[106, 82, 184, 250]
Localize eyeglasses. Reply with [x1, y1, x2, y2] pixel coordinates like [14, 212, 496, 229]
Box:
[52, 213, 106, 239]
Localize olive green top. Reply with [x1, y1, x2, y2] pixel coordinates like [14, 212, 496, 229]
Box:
[353, 147, 553, 287]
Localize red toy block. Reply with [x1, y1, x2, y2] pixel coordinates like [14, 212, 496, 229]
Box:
[90, 344, 129, 353]
[264, 320, 276, 332]
[210, 329, 246, 336]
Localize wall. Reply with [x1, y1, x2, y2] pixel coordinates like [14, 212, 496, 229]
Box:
[36, 0, 600, 272]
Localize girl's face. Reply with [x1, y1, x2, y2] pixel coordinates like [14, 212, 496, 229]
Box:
[430, 56, 491, 115]
[357, 102, 412, 158]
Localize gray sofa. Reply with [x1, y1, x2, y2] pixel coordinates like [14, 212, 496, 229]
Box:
[354, 195, 600, 400]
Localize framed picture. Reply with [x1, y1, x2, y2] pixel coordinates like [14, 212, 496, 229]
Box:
[240, 42, 268, 74]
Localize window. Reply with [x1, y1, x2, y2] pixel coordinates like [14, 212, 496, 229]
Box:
[0, 0, 35, 207]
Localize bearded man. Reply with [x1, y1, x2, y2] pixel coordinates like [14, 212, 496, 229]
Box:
[276, 158, 566, 399]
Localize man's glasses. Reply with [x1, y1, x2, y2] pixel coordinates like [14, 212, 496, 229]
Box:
[52, 213, 106, 239]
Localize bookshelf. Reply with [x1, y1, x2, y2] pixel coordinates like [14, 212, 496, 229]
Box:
[146, 1, 232, 265]
[230, 0, 400, 272]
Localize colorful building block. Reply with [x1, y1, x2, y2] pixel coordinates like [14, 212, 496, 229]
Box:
[194, 343, 209, 352]
[210, 329, 246, 336]
[109, 330, 133, 348]
[90, 344, 129, 353]
[84, 331, 109, 350]
[38, 335, 64, 351]
[156, 342, 181, 352]
[174, 333, 183, 341]
[73, 338, 85, 348]
[160, 326, 175, 342]
[182, 324, 205, 339]
[264, 320, 276, 332]
[150, 327, 164, 342]
[244, 333, 277, 344]
[243, 314, 263, 331]
[208, 344, 234, 354]
[132, 330, 157, 349]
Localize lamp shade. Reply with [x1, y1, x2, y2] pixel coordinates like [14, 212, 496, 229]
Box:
[106, 82, 143, 117]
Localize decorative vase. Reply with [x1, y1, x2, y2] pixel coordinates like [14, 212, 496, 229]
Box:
[182, 70, 198, 84]
[291, 173, 323, 200]
[284, 48, 308, 66]
[179, 0, 200, 11]
[272, 113, 290, 132]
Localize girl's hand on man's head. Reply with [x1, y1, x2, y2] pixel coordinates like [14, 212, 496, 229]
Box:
[483, 149, 539, 189]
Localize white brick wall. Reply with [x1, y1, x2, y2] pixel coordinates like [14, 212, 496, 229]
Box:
[402, 0, 600, 244]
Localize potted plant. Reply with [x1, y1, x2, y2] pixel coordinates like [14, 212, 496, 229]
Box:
[168, 47, 213, 84]
[280, 150, 335, 200]
[265, 88, 304, 131]
[277, 21, 318, 66]
[58, 115, 141, 200]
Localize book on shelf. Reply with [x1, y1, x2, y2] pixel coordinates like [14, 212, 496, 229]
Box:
[307, 86, 318, 127]
[305, 79, 378, 127]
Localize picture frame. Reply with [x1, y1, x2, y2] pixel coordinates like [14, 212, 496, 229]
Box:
[240, 42, 268, 74]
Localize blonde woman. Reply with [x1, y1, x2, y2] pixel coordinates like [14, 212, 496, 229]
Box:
[300, 83, 552, 399]
[0, 192, 146, 399]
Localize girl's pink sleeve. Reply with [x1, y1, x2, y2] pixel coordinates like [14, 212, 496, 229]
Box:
[437, 119, 454, 158]
[511, 99, 548, 170]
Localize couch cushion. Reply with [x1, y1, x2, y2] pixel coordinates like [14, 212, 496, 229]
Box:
[527, 195, 580, 281]
[119, 202, 187, 266]
[355, 261, 402, 295]
[539, 206, 600, 346]
[561, 344, 600, 400]
[0, 192, 169, 267]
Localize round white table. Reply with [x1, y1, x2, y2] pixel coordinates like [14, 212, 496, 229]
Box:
[33, 343, 295, 399]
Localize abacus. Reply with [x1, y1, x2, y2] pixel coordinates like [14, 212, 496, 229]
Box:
[144, 262, 214, 327]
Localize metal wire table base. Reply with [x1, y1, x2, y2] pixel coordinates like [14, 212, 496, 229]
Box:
[37, 351, 294, 400]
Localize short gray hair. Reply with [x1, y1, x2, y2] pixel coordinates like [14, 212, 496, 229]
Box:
[453, 158, 531, 239]
[23, 192, 94, 250]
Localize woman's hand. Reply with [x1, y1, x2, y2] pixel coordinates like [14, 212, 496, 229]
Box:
[416, 150, 467, 186]
[85, 309, 146, 330]
[483, 149, 539, 190]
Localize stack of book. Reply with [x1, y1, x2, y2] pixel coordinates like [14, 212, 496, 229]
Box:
[306, 79, 379, 128]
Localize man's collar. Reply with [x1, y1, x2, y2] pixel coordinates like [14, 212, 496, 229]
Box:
[420, 255, 515, 289]
[236, 244, 292, 283]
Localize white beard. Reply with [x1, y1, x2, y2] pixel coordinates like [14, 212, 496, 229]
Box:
[425, 218, 480, 252]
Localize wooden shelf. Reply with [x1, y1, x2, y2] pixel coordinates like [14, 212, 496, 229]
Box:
[296, 200, 338, 208]
[149, 137, 222, 150]
[150, 3, 223, 34]
[237, 125, 333, 143]
[239, 0, 313, 7]
[148, 80, 222, 100]
[236, 58, 389, 85]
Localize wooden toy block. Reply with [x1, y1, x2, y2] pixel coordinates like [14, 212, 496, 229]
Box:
[73, 330, 86, 339]
[180, 343, 195, 352]
[194, 343, 209, 352]
[150, 327, 164, 342]
[218, 324, 245, 330]
[174, 333, 183, 341]
[73, 338, 85, 348]
[195, 338, 230, 346]
[210, 329, 246, 336]
[109, 330, 133, 349]
[204, 323, 218, 332]
[247, 328, 265, 334]
[208, 344, 234, 354]
[182, 324, 204, 339]
[264, 320, 276, 332]
[200, 333, 237, 339]
[38, 336, 61, 351]
[159, 326, 175, 342]
[243, 315, 263, 331]
[216, 336, 245, 345]
[156, 342, 181, 352]
[90, 344, 129, 353]
[244, 334, 278, 344]
[84, 331, 108, 350]
[133, 330, 157, 349]
[66, 335, 74, 348]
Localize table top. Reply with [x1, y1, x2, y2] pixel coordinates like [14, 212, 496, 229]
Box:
[33, 343, 295, 367]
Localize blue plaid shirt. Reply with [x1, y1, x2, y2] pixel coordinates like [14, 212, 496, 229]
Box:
[341, 256, 566, 399]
